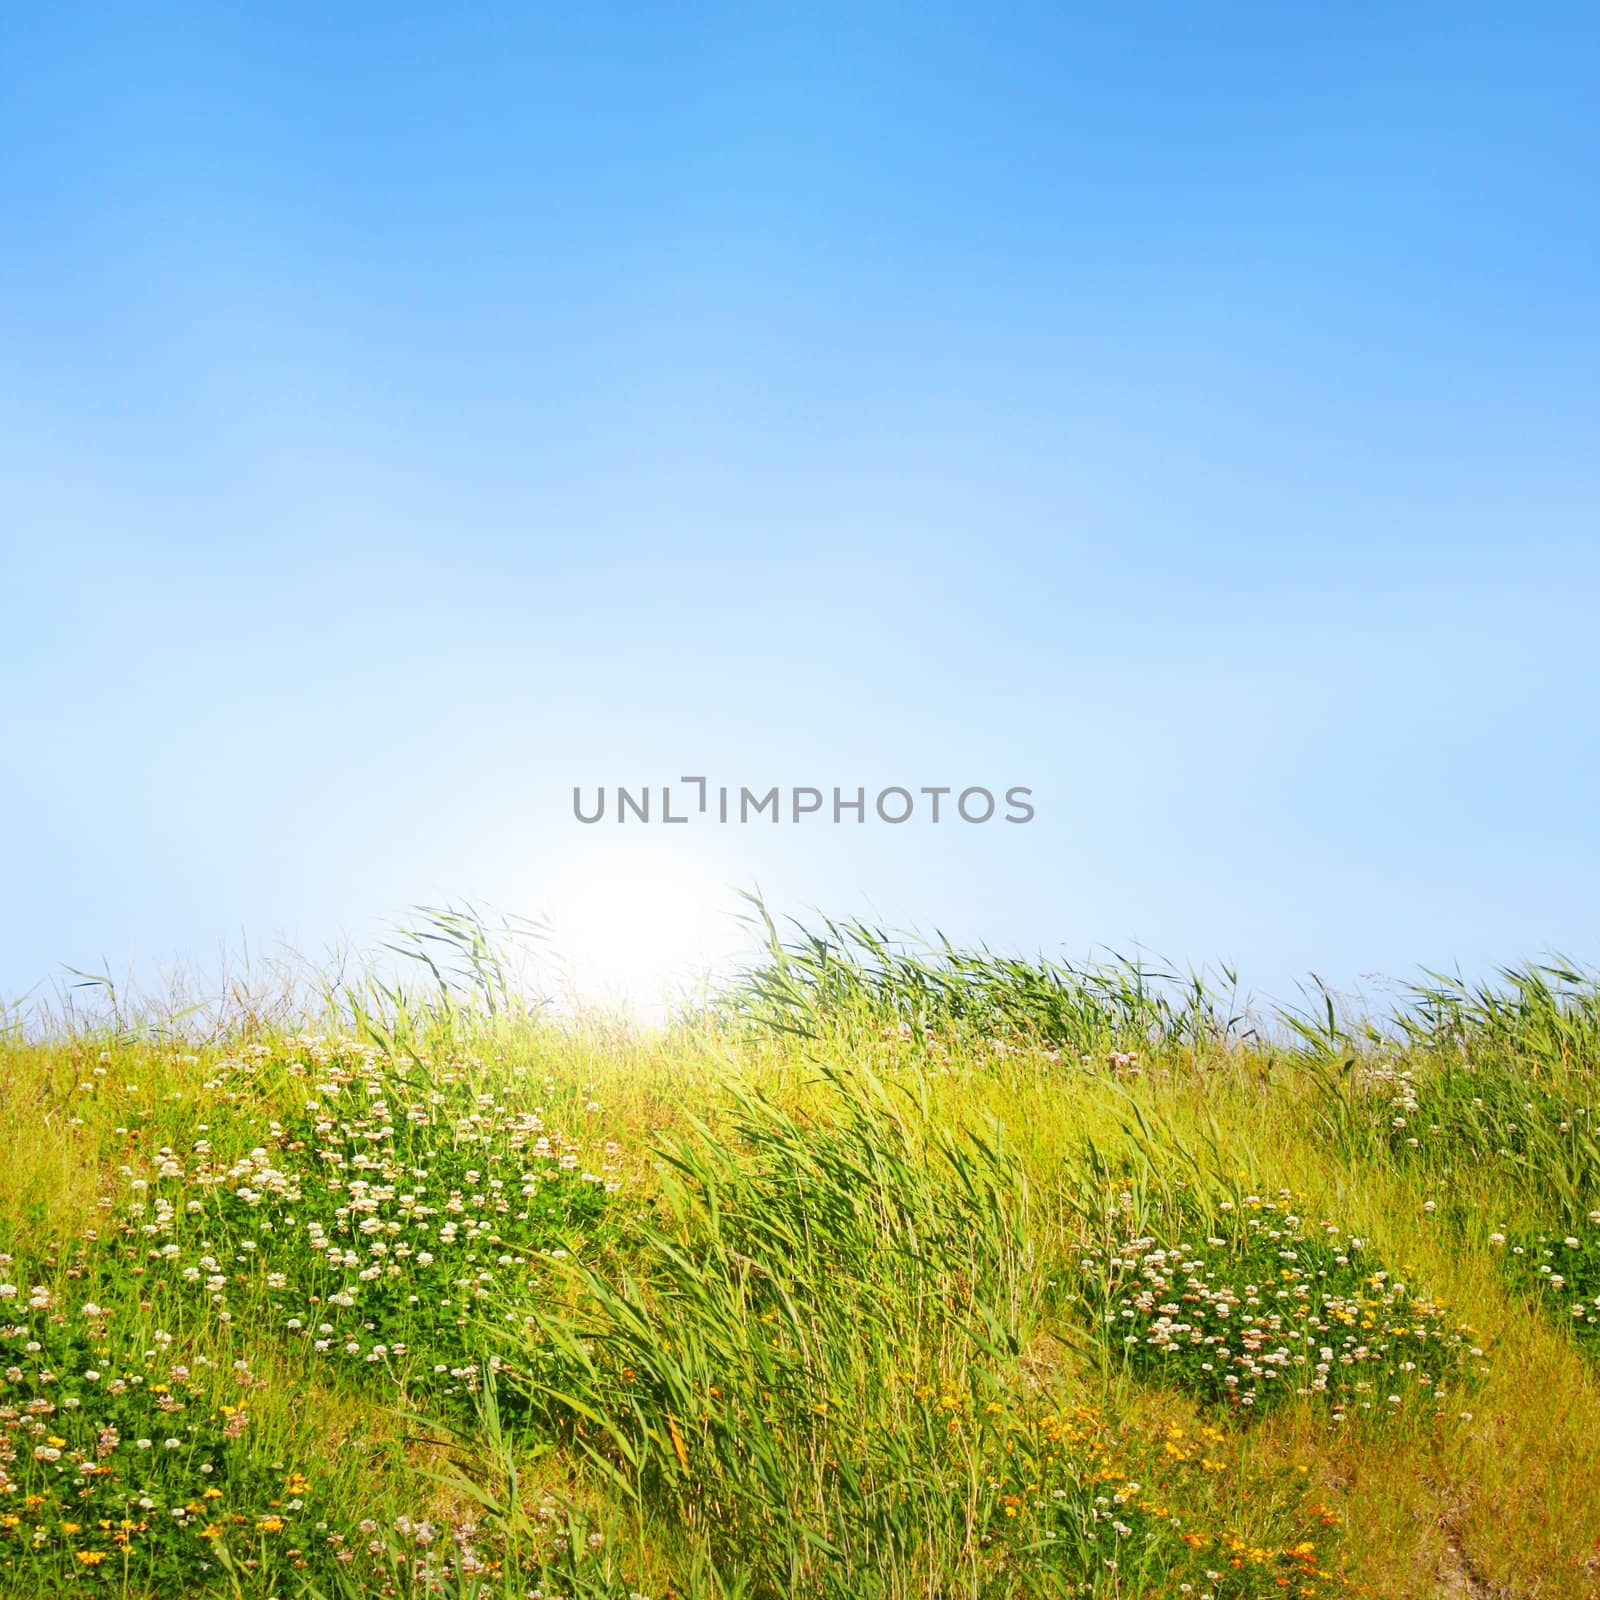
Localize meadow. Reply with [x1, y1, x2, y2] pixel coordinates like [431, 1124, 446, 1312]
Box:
[3, 906, 1599, 1599]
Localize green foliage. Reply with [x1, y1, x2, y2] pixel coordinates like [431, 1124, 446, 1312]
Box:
[23, 912, 1600, 1596]
[727, 898, 1242, 1056]
[1073, 1191, 1481, 1422]
[0, 1293, 318, 1595]
[1397, 961, 1600, 1071]
[1493, 1220, 1600, 1357]
[500, 1067, 1341, 1599]
[1357, 1057, 1600, 1217]
[55, 1041, 623, 1419]
[0, 1026, 625, 1597]
[506, 1063, 1043, 1596]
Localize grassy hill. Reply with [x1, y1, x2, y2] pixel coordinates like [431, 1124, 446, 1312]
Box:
[3, 911, 1598, 1597]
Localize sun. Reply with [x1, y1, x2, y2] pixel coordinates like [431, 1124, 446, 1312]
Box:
[538, 839, 745, 1018]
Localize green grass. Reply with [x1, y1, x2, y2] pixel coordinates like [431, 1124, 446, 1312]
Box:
[3, 910, 1600, 1596]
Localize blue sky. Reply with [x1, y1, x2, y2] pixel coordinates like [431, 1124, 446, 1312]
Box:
[4, 3, 1598, 1011]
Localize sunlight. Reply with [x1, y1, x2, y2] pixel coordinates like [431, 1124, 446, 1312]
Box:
[539, 839, 747, 1019]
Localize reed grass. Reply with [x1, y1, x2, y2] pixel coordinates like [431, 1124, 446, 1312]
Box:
[1, 908, 1598, 1597]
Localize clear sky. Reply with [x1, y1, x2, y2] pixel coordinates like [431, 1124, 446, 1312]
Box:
[4, 4, 1598, 1013]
